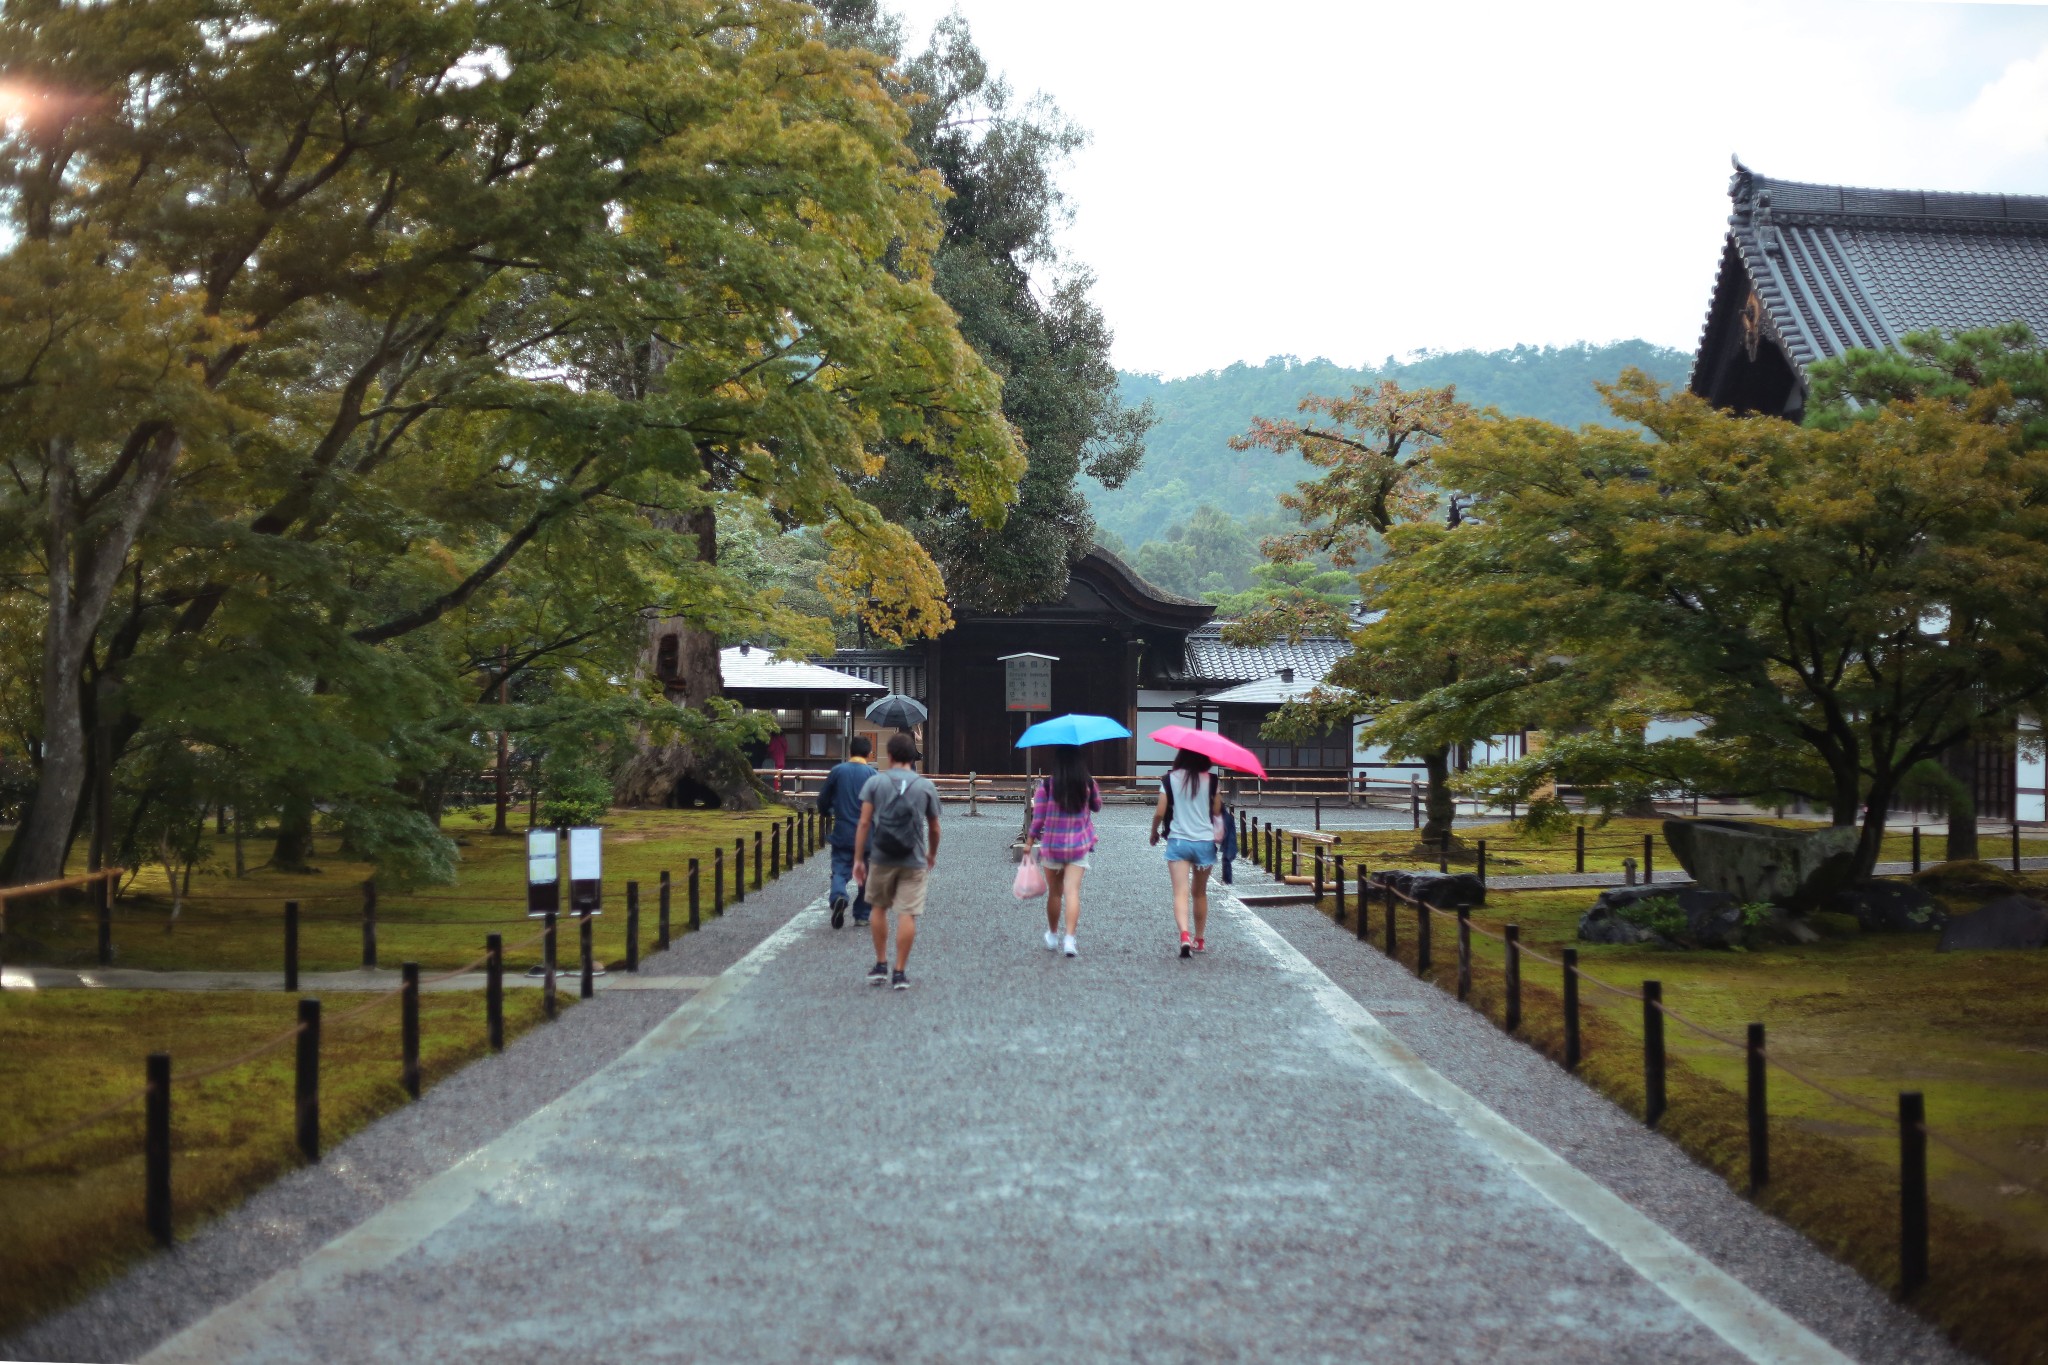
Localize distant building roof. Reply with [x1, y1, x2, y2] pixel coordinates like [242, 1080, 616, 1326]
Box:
[1202, 673, 1332, 706]
[1183, 625, 1349, 685]
[721, 646, 883, 693]
[1692, 160, 2048, 417]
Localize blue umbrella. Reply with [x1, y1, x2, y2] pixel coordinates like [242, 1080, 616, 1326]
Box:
[1015, 714, 1132, 748]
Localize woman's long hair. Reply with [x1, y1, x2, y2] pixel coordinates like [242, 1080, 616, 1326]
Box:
[1048, 744, 1093, 814]
[1168, 747, 1213, 808]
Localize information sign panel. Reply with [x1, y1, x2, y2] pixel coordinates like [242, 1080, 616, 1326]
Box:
[567, 825, 603, 914]
[1003, 654, 1053, 712]
[525, 829, 559, 917]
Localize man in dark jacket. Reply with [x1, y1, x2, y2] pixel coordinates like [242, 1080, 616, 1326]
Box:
[817, 735, 874, 928]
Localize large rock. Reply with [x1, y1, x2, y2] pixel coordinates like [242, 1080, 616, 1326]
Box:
[1662, 818, 1859, 908]
[1367, 869, 1486, 909]
[1830, 882, 1946, 934]
[1936, 895, 2048, 952]
[1578, 883, 1745, 949]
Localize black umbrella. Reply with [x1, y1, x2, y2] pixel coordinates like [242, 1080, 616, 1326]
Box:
[865, 694, 928, 729]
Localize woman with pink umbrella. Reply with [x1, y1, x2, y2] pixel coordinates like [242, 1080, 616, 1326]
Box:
[1146, 726, 1267, 958]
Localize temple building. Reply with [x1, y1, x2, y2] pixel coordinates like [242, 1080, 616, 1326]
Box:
[1692, 159, 2048, 419]
[1690, 161, 2047, 821]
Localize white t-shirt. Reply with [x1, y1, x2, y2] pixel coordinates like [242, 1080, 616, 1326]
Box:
[1162, 770, 1216, 844]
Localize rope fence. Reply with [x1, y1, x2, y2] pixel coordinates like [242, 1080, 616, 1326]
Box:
[1233, 810, 2043, 1303]
[0, 809, 822, 1252]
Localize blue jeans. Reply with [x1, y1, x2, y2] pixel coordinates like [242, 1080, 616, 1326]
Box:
[830, 844, 871, 920]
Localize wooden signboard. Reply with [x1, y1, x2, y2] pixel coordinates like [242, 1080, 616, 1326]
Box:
[1001, 652, 1055, 713]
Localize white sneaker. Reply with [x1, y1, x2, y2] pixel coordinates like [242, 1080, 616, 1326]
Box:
[1062, 934, 1078, 957]
[1044, 929, 1060, 951]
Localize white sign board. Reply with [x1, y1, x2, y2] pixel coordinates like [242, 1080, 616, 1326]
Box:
[567, 825, 603, 914]
[526, 829, 561, 916]
[1004, 655, 1053, 712]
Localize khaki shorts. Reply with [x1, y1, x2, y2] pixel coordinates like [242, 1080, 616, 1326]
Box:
[863, 864, 929, 916]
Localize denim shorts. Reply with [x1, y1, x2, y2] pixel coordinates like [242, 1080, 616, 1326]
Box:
[1163, 837, 1217, 868]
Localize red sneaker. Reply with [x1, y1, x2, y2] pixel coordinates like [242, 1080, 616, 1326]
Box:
[1179, 932, 1193, 959]
[1193, 937, 1206, 953]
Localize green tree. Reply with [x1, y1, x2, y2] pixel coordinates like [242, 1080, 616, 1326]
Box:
[826, 10, 1151, 612]
[1398, 362, 2048, 876]
[0, 0, 1022, 880]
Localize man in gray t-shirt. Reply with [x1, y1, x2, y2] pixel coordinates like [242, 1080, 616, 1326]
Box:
[852, 732, 943, 990]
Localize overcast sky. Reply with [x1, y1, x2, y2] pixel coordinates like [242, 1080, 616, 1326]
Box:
[884, 0, 2048, 377]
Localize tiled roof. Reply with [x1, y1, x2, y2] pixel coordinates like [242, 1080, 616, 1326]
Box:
[721, 646, 883, 693]
[1694, 161, 2048, 386]
[1183, 626, 1348, 684]
[1201, 674, 1332, 705]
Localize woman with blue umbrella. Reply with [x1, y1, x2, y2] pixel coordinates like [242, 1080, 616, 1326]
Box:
[1017, 715, 1129, 958]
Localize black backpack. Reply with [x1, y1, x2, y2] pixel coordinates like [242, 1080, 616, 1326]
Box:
[870, 772, 924, 861]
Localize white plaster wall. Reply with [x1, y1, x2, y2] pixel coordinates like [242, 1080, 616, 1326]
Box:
[2020, 718, 2045, 822]
[1136, 689, 1199, 772]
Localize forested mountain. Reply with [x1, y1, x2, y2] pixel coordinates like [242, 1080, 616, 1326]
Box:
[1089, 341, 1693, 550]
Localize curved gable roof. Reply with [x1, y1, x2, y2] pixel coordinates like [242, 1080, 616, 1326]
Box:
[1693, 160, 2048, 400]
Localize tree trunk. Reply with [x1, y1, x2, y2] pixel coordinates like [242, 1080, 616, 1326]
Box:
[493, 648, 511, 836]
[1944, 740, 1979, 862]
[1420, 748, 1456, 848]
[6, 431, 184, 883]
[615, 504, 763, 810]
[271, 794, 316, 872]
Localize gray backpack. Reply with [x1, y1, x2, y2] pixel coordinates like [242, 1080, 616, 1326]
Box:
[870, 772, 923, 861]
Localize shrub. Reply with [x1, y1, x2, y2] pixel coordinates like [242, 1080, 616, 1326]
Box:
[1616, 894, 1686, 938]
[539, 769, 612, 828]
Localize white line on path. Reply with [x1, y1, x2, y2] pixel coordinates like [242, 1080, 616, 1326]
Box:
[141, 901, 828, 1365]
[1222, 893, 1852, 1365]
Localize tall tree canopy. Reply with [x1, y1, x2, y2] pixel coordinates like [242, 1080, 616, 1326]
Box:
[1364, 350, 2048, 875]
[822, 7, 1150, 613]
[0, 0, 1022, 881]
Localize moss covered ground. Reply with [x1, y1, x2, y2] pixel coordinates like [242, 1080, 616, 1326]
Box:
[0, 986, 554, 1336]
[1307, 855, 2048, 1363]
[1288, 814, 2048, 877]
[4, 804, 803, 975]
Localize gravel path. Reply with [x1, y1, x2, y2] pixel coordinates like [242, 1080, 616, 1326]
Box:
[8, 807, 1970, 1363]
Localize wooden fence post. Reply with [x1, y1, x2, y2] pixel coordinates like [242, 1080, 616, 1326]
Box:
[579, 913, 594, 999]
[1575, 824, 1585, 873]
[1312, 851, 1324, 903]
[771, 823, 781, 881]
[689, 859, 701, 931]
[1562, 948, 1579, 1068]
[1747, 1022, 1768, 1193]
[146, 1052, 171, 1247]
[401, 962, 420, 1099]
[1457, 910, 1472, 1002]
[625, 881, 640, 972]
[1899, 1091, 1928, 1297]
[543, 913, 557, 1021]
[753, 830, 763, 890]
[734, 838, 746, 904]
[1332, 856, 1346, 927]
[1415, 896, 1431, 976]
[486, 934, 504, 1052]
[284, 901, 299, 993]
[1504, 925, 1521, 1033]
[714, 848, 725, 916]
[296, 998, 321, 1162]
[657, 871, 671, 951]
[1643, 981, 1666, 1127]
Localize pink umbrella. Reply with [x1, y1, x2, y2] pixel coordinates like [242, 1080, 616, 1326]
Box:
[1147, 726, 1269, 780]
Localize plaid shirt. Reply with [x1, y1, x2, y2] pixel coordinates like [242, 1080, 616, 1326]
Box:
[1028, 778, 1102, 861]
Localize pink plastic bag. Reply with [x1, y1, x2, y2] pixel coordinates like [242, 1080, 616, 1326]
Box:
[1012, 853, 1047, 899]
